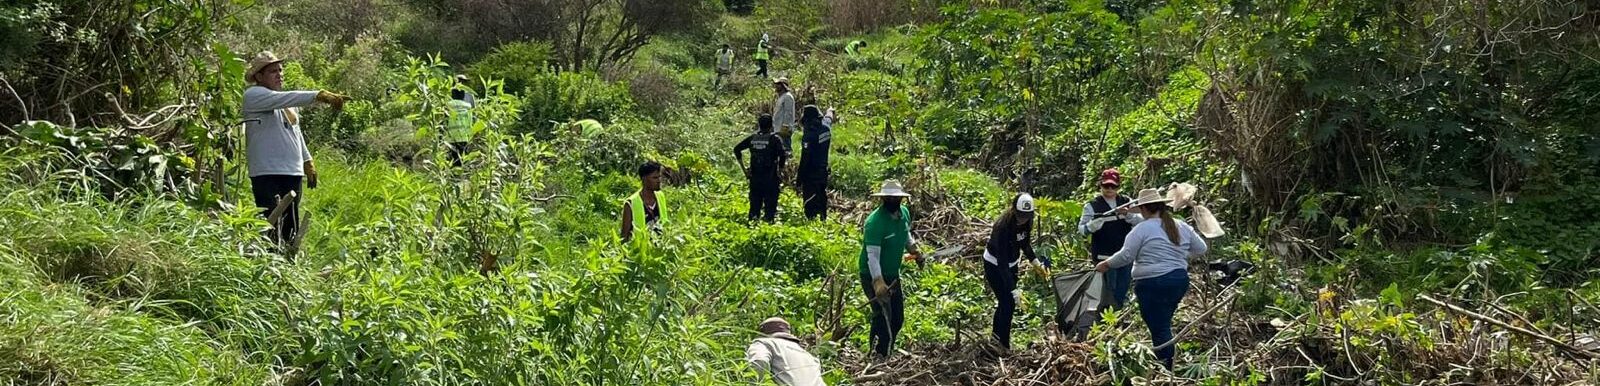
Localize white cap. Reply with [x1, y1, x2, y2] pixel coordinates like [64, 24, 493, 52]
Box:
[1015, 193, 1036, 212]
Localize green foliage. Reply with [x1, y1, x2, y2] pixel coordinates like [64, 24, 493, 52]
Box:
[514, 71, 635, 138]
[470, 41, 557, 91]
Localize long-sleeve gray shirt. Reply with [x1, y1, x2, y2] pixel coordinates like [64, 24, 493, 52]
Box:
[1104, 219, 1208, 280]
[773, 92, 797, 133]
[242, 86, 318, 177]
[1078, 199, 1144, 234]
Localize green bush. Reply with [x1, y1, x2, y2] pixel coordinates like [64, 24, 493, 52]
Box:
[514, 71, 635, 138]
[830, 153, 891, 198]
[725, 225, 830, 281]
[471, 41, 557, 91]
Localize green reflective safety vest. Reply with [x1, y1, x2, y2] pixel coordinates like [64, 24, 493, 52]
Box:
[574, 119, 603, 137]
[445, 99, 474, 143]
[845, 40, 864, 56]
[628, 190, 666, 237]
[754, 44, 770, 61]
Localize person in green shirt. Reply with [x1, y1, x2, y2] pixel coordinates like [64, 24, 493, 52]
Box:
[858, 179, 921, 359]
[444, 89, 475, 167]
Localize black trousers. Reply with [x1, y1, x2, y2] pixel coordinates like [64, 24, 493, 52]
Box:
[860, 276, 905, 358]
[983, 261, 1020, 349]
[251, 175, 303, 245]
[800, 175, 828, 220]
[447, 141, 470, 167]
[755, 59, 769, 78]
[747, 175, 780, 222]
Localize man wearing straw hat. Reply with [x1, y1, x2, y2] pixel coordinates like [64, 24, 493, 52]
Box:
[858, 180, 922, 359]
[744, 317, 826, 386]
[241, 51, 350, 247]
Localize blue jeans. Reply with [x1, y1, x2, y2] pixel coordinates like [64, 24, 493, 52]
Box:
[1134, 269, 1189, 369]
[1104, 264, 1133, 310]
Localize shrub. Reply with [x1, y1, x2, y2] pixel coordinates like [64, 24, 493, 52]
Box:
[514, 71, 635, 138]
[471, 41, 557, 91]
[830, 153, 890, 198]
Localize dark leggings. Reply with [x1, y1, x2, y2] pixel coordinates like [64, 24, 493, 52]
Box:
[982, 261, 1019, 349]
[251, 175, 303, 245]
[1133, 269, 1189, 369]
[860, 276, 904, 358]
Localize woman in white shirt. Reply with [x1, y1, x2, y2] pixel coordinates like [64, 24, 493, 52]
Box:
[1095, 188, 1209, 369]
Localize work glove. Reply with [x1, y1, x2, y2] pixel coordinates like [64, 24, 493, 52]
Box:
[1013, 289, 1026, 311]
[304, 161, 319, 189]
[315, 90, 351, 110]
[872, 278, 889, 302]
[1087, 216, 1112, 232]
[1030, 263, 1050, 280]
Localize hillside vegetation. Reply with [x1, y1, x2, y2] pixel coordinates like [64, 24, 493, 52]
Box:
[2, 0, 1598, 385]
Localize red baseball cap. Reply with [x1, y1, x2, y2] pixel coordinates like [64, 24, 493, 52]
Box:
[1098, 169, 1121, 187]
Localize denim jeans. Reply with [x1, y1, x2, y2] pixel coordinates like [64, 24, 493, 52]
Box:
[1133, 269, 1189, 369]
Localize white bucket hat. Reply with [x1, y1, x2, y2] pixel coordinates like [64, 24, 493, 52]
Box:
[871, 179, 911, 197]
[1015, 193, 1036, 212]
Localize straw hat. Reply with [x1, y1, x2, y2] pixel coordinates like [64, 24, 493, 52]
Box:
[871, 179, 911, 197]
[772, 77, 789, 85]
[1131, 188, 1173, 206]
[244, 51, 285, 85]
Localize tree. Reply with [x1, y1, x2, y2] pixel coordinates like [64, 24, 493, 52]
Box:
[448, 0, 719, 71]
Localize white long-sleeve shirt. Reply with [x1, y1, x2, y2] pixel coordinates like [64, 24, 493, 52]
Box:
[745, 337, 826, 386]
[1104, 219, 1208, 280]
[1078, 197, 1144, 234]
[242, 86, 318, 177]
[773, 92, 797, 134]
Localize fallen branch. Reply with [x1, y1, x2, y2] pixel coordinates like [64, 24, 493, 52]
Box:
[1155, 287, 1242, 351]
[1420, 294, 1600, 360]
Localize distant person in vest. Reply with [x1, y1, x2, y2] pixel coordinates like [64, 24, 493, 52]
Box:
[754, 37, 771, 78]
[797, 105, 834, 220]
[444, 89, 475, 167]
[772, 78, 798, 151]
[735, 114, 790, 222]
[715, 43, 735, 89]
[1096, 188, 1208, 369]
[844, 40, 867, 56]
[983, 193, 1052, 351]
[241, 51, 350, 247]
[1078, 168, 1143, 309]
[745, 317, 826, 386]
[619, 161, 666, 243]
[859, 180, 921, 359]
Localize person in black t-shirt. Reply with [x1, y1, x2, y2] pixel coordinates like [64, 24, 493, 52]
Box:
[735, 114, 791, 222]
[982, 193, 1052, 351]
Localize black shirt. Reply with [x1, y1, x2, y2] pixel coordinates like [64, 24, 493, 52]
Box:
[985, 224, 1049, 267]
[734, 132, 789, 180]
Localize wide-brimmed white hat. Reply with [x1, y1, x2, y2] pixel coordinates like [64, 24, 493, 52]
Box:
[871, 179, 911, 197]
[245, 51, 285, 84]
[1132, 188, 1174, 206]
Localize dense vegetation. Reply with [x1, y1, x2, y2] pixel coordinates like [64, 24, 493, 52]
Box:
[2, 0, 1597, 384]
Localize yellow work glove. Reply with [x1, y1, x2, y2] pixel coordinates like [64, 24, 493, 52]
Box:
[315, 90, 351, 110]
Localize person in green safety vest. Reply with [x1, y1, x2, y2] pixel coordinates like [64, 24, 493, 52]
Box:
[845, 40, 867, 56]
[562, 119, 604, 137]
[754, 39, 771, 78]
[444, 89, 475, 167]
[620, 161, 666, 243]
